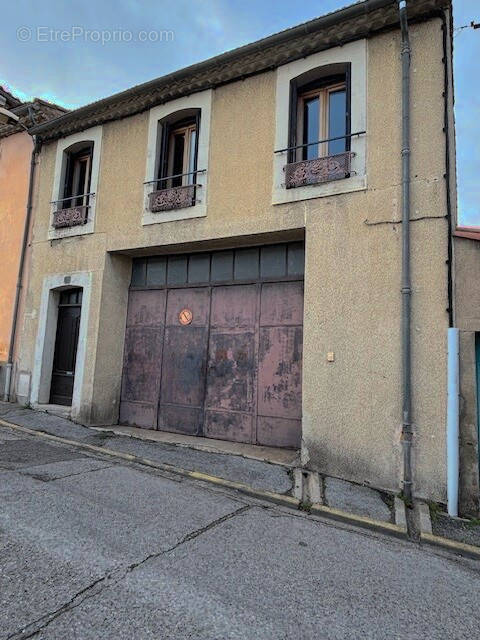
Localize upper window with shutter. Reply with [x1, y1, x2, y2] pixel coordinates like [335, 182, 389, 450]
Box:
[272, 40, 367, 205]
[146, 109, 201, 214]
[62, 142, 94, 208]
[285, 67, 352, 188]
[143, 89, 212, 225]
[157, 111, 200, 191]
[49, 125, 103, 239]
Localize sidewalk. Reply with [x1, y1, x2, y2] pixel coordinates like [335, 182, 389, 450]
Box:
[0, 402, 399, 514]
[2, 401, 479, 559]
[424, 504, 480, 548]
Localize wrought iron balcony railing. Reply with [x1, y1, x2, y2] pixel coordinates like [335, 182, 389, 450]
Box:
[50, 193, 95, 229]
[275, 131, 365, 189]
[145, 170, 205, 213]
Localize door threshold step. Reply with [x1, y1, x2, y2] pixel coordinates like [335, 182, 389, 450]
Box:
[91, 425, 300, 468]
[32, 403, 72, 420]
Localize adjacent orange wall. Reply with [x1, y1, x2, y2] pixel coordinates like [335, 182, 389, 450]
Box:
[0, 131, 32, 362]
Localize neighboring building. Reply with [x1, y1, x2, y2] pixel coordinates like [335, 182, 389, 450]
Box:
[0, 88, 66, 398]
[13, 0, 463, 507]
[453, 227, 480, 516]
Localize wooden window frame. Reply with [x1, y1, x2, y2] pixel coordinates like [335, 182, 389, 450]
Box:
[158, 111, 200, 190]
[63, 144, 93, 208]
[166, 122, 197, 187]
[296, 82, 346, 161]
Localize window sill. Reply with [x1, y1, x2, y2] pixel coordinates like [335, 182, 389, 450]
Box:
[142, 204, 206, 226]
[272, 173, 367, 206]
[48, 217, 95, 240]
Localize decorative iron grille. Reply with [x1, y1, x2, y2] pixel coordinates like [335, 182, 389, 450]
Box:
[53, 205, 88, 229]
[284, 151, 353, 189]
[149, 184, 196, 213]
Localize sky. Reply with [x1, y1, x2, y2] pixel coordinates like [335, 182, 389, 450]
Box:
[1, 0, 478, 225]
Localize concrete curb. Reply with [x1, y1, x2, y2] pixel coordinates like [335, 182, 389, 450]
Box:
[420, 532, 480, 561]
[309, 503, 407, 539]
[408, 502, 480, 559]
[0, 417, 428, 545]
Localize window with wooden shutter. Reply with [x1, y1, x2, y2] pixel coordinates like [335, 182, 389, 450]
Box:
[284, 68, 354, 189]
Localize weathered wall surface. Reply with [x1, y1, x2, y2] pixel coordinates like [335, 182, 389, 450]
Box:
[301, 19, 449, 499]
[17, 19, 450, 500]
[0, 131, 32, 362]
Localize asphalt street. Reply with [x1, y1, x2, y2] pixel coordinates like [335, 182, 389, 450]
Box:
[1, 424, 479, 640]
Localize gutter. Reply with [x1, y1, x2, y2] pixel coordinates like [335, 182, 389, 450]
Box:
[4, 135, 42, 401]
[397, 1, 454, 505]
[399, 0, 413, 502]
[442, 7, 454, 327]
[441, 6, 459, 516]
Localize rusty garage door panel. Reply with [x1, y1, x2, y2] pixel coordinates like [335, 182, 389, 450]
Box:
[257, 282, 303, 449]
[205, 284, 257, 443]
[119, 290, 166, 429]
[204, 410, 254, 444]
[119, 243, 304, 449]
[159, 288, 210, 435]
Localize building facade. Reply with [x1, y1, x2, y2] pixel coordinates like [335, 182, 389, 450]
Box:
[0, 88, 65, 399]
[14, 0, 460, 505]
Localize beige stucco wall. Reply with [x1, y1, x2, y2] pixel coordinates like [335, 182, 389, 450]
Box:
[17, 18, 450, 500]
[0, 131, 32, 362]
[302, 19, 449, 499]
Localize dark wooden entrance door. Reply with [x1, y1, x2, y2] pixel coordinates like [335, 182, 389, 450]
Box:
[50, 289, 82, 406]
[120, 243, 304, 448]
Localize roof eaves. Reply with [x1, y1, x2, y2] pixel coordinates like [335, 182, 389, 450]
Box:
[0, 98, 68, 140]
[30, 0, 450, 141]
[454, 227, 480, 242]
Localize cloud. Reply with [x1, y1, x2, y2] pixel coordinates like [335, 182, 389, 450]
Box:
[1, 0, 479, 225]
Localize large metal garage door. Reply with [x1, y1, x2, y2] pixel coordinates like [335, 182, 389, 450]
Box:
[120, 242, 304, 449]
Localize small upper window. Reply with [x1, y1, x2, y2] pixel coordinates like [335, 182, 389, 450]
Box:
[50, 125, 102, 236]
[63, 142, 93, 208]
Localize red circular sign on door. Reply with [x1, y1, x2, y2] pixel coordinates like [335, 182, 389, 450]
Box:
[179, 308, 193, 325]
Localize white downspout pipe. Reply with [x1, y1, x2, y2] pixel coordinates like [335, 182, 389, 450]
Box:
[447, 327, 460, 516]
